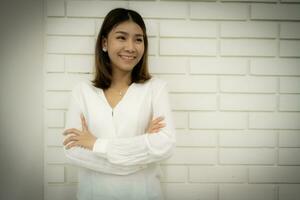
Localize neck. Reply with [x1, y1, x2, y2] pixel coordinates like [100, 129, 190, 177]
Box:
[110, 69, 132, 89]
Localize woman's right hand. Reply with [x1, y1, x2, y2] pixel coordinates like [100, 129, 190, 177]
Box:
[146, 116, 166, 134]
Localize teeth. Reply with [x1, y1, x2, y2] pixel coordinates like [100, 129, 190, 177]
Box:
[120, 55, 135, 60]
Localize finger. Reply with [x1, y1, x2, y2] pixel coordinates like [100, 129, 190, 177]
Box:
[153, 116, 164, 123]
[152, 116, 165, 124]
[152, 123, 166, 130]
[65, 141, 77, 149]
[63, 128, 81, 136]
[63, 136, 79, 146]
[81, 113, 88, 131]
[158, 123, 166, 128]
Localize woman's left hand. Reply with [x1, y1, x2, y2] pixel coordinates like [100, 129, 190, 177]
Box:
[63, 113, 97, 150]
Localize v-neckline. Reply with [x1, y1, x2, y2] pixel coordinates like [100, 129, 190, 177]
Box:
[99, 82, 135, 111]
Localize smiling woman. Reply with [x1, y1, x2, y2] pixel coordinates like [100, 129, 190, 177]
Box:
[62, 8, 176, 200]
[102, 21, 145, 73]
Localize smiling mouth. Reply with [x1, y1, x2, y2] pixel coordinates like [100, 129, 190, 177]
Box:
[119, 55, 136, 61]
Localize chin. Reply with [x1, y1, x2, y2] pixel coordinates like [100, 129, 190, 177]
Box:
[118, 66, 134, 73]
[121, 63, 137, 71]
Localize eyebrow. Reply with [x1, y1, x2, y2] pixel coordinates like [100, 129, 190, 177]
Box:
[115, 31, 143, 37]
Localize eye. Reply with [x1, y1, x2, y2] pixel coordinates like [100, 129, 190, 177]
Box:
[136, 38, 143, 43]
[116, 36, 126, 40]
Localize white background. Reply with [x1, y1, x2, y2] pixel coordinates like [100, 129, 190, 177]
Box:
[1, 0, 300, 200]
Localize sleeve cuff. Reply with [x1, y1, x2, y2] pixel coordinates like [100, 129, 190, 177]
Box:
[92, 138, 109, 157]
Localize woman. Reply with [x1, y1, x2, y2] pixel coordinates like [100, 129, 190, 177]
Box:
[62, 8, 176, 200]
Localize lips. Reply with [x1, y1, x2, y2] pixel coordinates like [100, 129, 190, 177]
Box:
[119, 55, 136, 61]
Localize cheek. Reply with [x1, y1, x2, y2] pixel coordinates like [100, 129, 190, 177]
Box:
[139, 45, 145, 56]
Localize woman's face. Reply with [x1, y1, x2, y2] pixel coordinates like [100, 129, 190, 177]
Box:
[103, 20, 145, 74]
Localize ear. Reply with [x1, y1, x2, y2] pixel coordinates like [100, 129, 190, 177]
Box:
[102, 37, 107, 49]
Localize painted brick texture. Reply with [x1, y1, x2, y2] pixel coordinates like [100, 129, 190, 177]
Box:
[44, 1, 300, 200]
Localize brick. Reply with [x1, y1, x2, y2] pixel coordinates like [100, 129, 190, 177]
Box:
[251, 4, 300, 20]
[157, 75, 217, 92]
[279, 131, 300, 147]
[45, 73, 92, 91]
[46, 184, 77, 200]
[65, 55, 94, 73]
[279, 148, 300, 165]
[45, 73, 70, 91]
[190, 112, 247, 130]
[45, 91, 70, 109]
[45, 110, 64, 128]
[220, 39, 276, 56]
[47, 0, 64, 17]
[163, 147, 217, 164]
[170, 93, 217, 110]
[173, 112, 188, 129]
[95, 19, 103, 36]
[220, 94, 276, 111]
[67, 1, 128, 17]
[220, 76, 277, 93]
[176, 132, 217, 147]
[162, 183, 217, 200]
[46, 165, 64, 183]
[160, 165, 187, 182]
[222, 0, 276, 2]
[280, 40, 300, 57]
[46, 128, 64, 146]
[47, 36, 95, 54]
[148, 56, 187, 74]
[46, 54, 64, 72]
[251, 58, 300, 76]
[148, 37, 157, 56]
[47, 18, 95, 36]
[280, 77, 300, 93]
[189, 166, 247, 183]
[145, 19, 159, 37]
[160, 38, 217, 56]
[221, 22, 277, 38]
[129, 1, 188, 19]
[249, 166, 300, 183]
[249, 113, 300, 130]
[65, 164, 78, 183]
[219, 132, 277, 147]
[190, 58, 248, 75]
[279, 184, 300, 200]
[190, 3, 248, 20]
[219, 184, 275, 200]
[160, 20, 217, 38]
[220, 148, 276, 165]
[280, 22, 300, 39]
[46, 147, 66, 164]
[280, 95, 300, 111]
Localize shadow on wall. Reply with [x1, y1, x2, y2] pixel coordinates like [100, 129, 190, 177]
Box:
[0, 1, 44, 200]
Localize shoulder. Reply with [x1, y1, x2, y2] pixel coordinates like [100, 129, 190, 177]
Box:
[148, 76, 168, 90]
[71, 80, 95, 97]
[147, 77, 170, 100]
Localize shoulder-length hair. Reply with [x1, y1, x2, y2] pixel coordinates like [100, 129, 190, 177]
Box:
[92, 8, 151, 90]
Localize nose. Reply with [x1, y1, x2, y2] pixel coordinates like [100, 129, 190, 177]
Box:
[124, 39, 135, 52]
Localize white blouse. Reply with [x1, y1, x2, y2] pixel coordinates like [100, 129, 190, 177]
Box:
[63, 77, 176, 200]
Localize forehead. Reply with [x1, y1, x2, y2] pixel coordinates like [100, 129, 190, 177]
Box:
[111, 21, 144, 36]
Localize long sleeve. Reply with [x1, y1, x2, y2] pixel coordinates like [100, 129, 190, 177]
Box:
[93, 81, 176, 166]
[63, 84, 147, 175]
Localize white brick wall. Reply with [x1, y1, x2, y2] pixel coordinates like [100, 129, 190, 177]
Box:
[44, 0, 300, 200]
